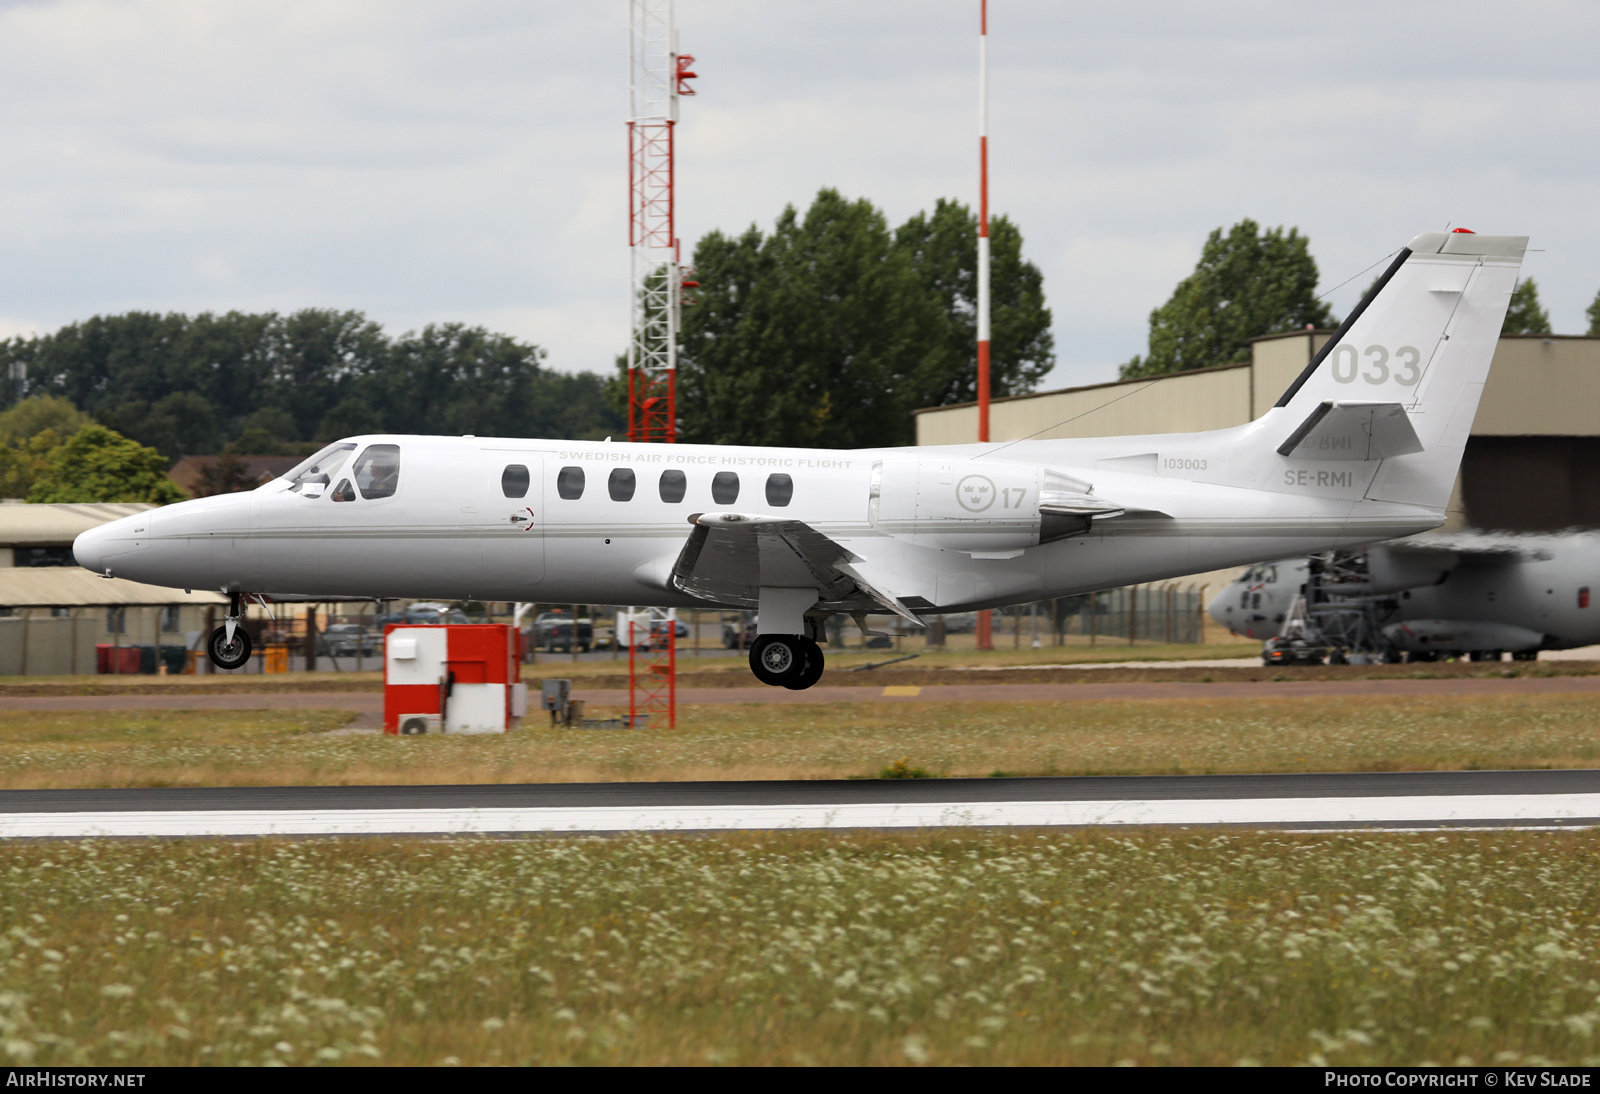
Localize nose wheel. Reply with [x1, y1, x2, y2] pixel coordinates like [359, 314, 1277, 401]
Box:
[749, 634, 825, 690]
[207, 591, 253, 670]
[207, 625, 252, 670]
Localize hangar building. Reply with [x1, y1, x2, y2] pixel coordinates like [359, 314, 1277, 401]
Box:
[914, 332, 1600, 533]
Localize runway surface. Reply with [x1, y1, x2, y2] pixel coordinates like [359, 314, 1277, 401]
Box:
[1, 769, 1596, 837]
[2, 674, 1598, 714]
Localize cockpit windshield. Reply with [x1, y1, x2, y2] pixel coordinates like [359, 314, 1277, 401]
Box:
[284, 442, 357, 496]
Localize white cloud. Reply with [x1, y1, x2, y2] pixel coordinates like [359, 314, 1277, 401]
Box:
[0, 0, 1593, 397]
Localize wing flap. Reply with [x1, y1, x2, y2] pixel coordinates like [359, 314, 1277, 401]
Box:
[671, 512, 920, 624]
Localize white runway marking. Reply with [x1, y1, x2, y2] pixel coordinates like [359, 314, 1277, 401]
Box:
[3, 793, 1599, 837]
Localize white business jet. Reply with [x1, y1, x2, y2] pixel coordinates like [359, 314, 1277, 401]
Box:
[73, 229, 1525, 689]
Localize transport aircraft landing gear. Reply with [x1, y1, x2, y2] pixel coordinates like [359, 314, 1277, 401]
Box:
[749, 634, 825, 690]
[207, 591, 253, 670]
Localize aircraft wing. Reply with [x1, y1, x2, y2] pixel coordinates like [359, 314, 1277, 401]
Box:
[670, 512, 923, 626]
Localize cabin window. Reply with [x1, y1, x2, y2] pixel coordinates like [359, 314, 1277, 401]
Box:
[557, 466, 585, 500]
[331, 478, 357, 503]
[501, 464, 530, 499]
[765, 473, 793, 507]
[1239, 590, 1249, 609]
[659, 469, 687, 503]
[352, 444, 401, 500]
[1251, 593, 1261, 610]
[285, 442, 357, 496]
[712, 471, 740, 505]
[609, 467, 636, 502]
[1581, 587, 1592, 610]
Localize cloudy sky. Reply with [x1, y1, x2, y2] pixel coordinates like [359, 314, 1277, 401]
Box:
[0, 0, 1595, 391]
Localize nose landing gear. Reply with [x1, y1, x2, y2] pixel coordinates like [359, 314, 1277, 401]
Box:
[207, 591, 253, 671]
[749, 634, 825, 690]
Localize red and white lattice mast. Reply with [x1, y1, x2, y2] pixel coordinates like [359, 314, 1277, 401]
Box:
[625, 0, 694, 726]
[627, 0, 695, 444]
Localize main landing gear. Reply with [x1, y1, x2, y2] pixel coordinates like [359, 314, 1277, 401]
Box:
[749, 634, 825, 690]
[207, 591, 253, 670]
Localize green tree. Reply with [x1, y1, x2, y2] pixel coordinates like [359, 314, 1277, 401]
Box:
[97, 391, 220, 460]
[0, 429, 67, 499]
[1503, 278, 1552, 335]
[1587, 289, 1600, 336]
[27, 425, 185, 504]
[1120, 220, 1338, 379]
[0, 309, 616, 446]
[226, 428, 287, 456]
[0, 395, 91, 444]
[894, 199, 1055, 404]
[194, 452, 256, 496]
[673, 189, 944, 447]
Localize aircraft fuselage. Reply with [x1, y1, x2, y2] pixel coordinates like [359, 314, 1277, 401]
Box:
[74, 432, 1441, 614]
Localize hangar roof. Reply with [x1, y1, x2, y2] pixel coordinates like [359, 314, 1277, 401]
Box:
[914, 332, 1600, 446]
[0, 568, 225, 608]
[0, 502, 155, 548]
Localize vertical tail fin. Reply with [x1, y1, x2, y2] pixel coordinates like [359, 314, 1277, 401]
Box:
[1272, 230, 1526, 509]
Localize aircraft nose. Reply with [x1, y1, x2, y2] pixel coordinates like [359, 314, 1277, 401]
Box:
[1205, 588, 1237, 634]
[72, 510, 155, 577]
[73, 524, 111, 575]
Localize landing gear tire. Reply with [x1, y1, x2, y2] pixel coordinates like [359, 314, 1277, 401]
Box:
[750, 634, 806, 687]
[783, 637, 825, 691]
[207, 625, 252, 670]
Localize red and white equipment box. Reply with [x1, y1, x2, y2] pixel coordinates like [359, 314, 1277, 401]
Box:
[384, 624, 526, 735]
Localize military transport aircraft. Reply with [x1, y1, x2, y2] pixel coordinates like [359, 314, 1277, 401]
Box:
[72, 229, 1525, 689]
[1210, 531, 1600, 660]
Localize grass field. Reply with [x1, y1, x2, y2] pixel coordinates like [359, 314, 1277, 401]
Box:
[0, 693, 1595, 788]
[0, 828, 1596, 1066]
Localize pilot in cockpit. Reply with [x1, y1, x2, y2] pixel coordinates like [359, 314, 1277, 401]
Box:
[364, 457, 398, 498]
[355, 444, 401, 500]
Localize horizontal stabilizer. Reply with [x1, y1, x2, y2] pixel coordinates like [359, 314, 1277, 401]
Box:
[1277, 401, 1423, 462]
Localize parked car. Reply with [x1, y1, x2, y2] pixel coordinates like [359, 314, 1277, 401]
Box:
[535, 612, 593, 653]
[378, 602, 472, 626]
[612, 616, 686, 650]
[1261, 635, 1328, 666]
[320, 623, 379, 658]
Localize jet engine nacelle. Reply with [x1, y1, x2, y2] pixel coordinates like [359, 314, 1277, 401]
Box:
[870, 458, 1120, 555]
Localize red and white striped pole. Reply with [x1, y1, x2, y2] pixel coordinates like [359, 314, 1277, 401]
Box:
[975, 0, 995, 652]
[977, 0, 991, 445]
